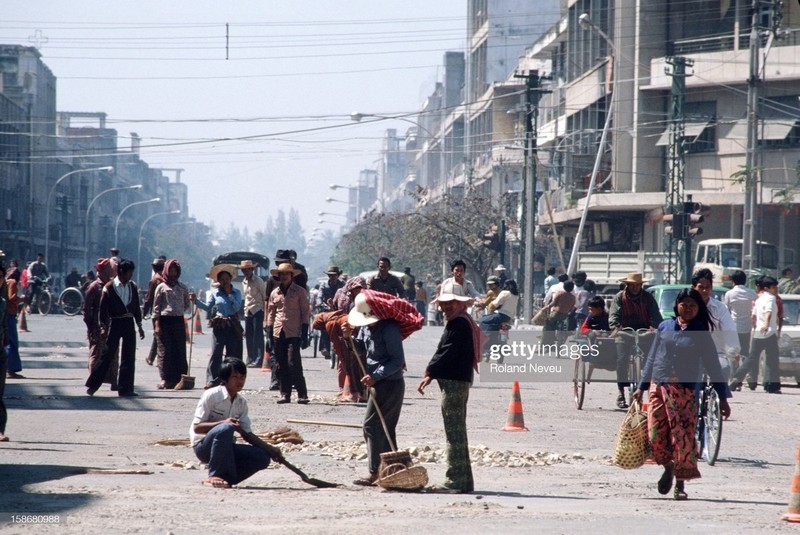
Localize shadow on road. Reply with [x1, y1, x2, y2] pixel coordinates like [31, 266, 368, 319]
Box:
[0, 464, 96, 515]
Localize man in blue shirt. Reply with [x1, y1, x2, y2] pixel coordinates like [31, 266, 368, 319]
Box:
[192, 264, 243, 389]
[345, 292, 405, 486]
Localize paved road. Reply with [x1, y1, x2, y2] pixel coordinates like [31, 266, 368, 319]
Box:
[1, 313, 799, 534]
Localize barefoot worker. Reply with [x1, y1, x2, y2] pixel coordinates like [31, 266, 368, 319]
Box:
[191, 358, 282, 488]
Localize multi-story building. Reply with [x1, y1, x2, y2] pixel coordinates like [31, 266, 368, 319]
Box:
[528, 0, 800, 273]
[0, 46, 191, 278]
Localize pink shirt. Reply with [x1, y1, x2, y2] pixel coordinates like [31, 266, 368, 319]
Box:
[266, 283, 310, 338]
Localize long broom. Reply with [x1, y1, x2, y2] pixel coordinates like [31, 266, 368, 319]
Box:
[175, 301, 196, 390]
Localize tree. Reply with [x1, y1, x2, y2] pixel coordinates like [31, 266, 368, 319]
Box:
[331, 194, 505, 290]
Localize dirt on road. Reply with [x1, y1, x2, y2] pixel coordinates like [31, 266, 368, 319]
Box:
[2, 316, 799, 534]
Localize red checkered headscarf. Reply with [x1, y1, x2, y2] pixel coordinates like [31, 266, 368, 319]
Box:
[360, 289, 424, 340]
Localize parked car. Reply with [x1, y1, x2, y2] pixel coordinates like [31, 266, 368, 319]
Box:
[778, 294, 800, 385]
[646, 284, 727, 320]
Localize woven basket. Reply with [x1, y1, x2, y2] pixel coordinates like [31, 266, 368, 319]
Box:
[377, 464, 429, 491]
[377, 450, 428, 490]
[613, 401, 648, 469]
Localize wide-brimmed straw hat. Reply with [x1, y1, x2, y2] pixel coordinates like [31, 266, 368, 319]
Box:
[209, 264, 238, 281]
[348, 293, 379, 326]
[271, 262, 301, 277]
[239, 259, 257, 270]
[494, 264, 506, 271]
[618, 272, 648, 284]
[434, 280, 473, 303]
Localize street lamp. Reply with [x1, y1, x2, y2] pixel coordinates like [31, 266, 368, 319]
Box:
[115, 197, 161, 249]
[566, 13, 619, 275]
[350, 112, 437, 139]
[137, 210, 181, 286]
[325, 197, 348, 204]
[317, 211, 348, 218]
[84, 184, 142, 268]
[44, 165, 114, 267]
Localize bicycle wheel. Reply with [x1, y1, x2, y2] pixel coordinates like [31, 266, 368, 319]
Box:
[59, 287, 83, 316]
[695, 392, 706, 458]
[573, 359, 586, 410]
[703, 387, 723, 465]
[37, 290, 52, 316]
[627, 355, 642, 406]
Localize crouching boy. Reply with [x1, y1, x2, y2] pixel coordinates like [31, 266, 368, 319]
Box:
[191, 358, 279, 488]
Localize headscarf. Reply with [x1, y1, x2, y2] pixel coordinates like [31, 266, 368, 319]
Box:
[95, 258, 114, 283]
[163, 258, 181, 285]
[334, 275, 367, 312]
[360, 289, 424, 340]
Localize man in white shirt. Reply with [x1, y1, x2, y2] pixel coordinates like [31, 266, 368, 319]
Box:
[191, 358, 281, 488]
[723, 270, 757, 386]
[729, 276, 781, 394]
[691, 269, 740, 384]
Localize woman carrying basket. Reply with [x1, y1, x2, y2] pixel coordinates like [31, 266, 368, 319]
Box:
[632, 289, 730, 500]
[418, 280, 484, 493]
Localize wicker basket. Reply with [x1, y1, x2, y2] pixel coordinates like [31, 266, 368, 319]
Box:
[377, 450, 428, 490]
[612, 401, 648, 469]
[377, 464, 429, 491]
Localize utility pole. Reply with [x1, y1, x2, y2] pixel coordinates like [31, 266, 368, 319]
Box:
[742, 0, 762, 274]
[664, 56, 693, 283]
[514, 70, 550, 323]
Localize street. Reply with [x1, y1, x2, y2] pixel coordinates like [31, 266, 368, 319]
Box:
[1, 313, 799, 534]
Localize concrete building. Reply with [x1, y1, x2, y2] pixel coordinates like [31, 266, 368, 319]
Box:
[0, 46, 194, 280]
[525, 0, 800, 273]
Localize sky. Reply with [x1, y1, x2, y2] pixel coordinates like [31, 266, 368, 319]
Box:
[4, 1, 467, 239]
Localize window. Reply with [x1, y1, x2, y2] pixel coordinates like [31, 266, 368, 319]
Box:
[758, 95, 800, 149]
[657, 101, 716, 154]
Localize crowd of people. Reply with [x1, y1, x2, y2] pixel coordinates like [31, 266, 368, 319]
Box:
[0, 247, 793, 498]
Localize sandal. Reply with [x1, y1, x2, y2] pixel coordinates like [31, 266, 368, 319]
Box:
[657, 464, 674, 495]
[353, 474, 377, 486]
[616, 394, 628, 409]
[201, 477, 231, 489]
[673, 481, 687, 500]
[426, 484, 461, 494]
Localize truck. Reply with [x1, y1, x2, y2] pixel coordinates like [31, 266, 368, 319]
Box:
[575, 238, 791, 292]
[575, 251, 670, 293]
[693, 238, 785, 286]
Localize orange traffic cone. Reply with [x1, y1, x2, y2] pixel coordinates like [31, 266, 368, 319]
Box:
[261, 351, 271, 372]
[184, 317, 191, 343]
[501, 381, 529, 432]
[193, 309, 204, 335]
[782, 444, 800, 523]
[18, 308, 30, 332]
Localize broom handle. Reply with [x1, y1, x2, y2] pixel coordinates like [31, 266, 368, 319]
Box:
[187, 300, 194, 371]
[346, 336, 396, 452]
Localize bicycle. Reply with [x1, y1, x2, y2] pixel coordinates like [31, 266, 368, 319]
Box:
[58, 286, 84, 316]
[28, 277, 53, 315]
[695, 376, 723, 466]
[616, 327, 656, 406]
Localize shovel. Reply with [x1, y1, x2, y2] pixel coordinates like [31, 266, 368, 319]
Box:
[175, 302, 196, 390]
[241, 430, 339, 488]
